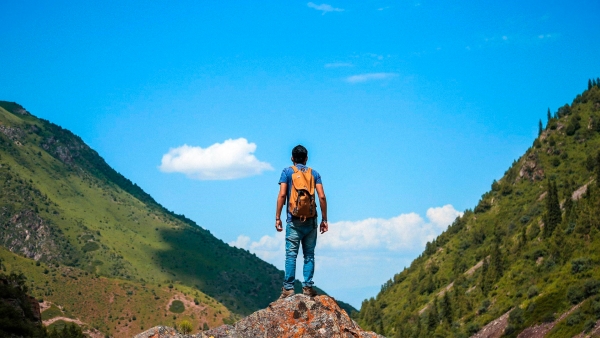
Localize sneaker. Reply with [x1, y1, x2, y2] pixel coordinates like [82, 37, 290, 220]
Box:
[302, 286, 317, 297]
[279, 287, 294, 299]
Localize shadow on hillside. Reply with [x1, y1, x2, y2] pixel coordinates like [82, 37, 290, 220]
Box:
[153, 226, 283, 315]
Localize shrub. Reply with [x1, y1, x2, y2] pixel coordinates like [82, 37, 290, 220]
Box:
[592, 299, 600, 318]
[541, 312, 555, 323]
[584, 279, 600, 297]
[567, 310, 582, 326]
[584, 319, 596, 332]
[508, 307, 524, 325]
[169, 300, 185, 313]
[82, 242, 100, 252]
[504, 324, 516, 335]
[567, 285, 585, 304]
[466, 322, 480, 335]
[179, 320, 193, 334]
[478, 299, 491, 314]
[572, 257, 592, 274]
[475, 199, 492, 213]
[527, 286, 539, 299]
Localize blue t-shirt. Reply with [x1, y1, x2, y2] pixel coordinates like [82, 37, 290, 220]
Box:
[278, 163, 322, 223]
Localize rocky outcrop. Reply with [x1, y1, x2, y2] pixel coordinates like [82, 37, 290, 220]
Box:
[518, 152, 544, 182]
[135, 295, 383, 338]
[0, 209, 67, 262]
[0, 125, 25, 142]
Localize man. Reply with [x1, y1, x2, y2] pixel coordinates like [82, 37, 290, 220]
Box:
[275, 145, 328, 299]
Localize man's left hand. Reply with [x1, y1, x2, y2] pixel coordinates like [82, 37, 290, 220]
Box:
[320, 220, 328, 234]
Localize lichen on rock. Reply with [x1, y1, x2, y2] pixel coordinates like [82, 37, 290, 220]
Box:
[135, 295, 384, 338]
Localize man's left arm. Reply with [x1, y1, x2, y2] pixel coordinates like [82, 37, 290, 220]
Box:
[315, 183, 328, 234]
[275, 183, 287, 232]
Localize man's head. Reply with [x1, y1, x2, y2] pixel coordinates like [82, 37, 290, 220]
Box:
[291, 145, 308, 164]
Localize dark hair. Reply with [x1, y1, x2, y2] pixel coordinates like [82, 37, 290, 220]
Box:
[292, 145, 308, 163]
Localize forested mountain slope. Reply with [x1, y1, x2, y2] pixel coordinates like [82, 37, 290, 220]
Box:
[0, 101, 285, 318]
[357, 80, 600, 338]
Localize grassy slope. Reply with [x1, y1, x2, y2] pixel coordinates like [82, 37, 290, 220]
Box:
[0, 103, 284, 315]
[0, 247, 230, 337]
[356, 84, 600, 337]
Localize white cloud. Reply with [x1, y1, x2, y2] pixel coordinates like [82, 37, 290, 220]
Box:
[426, 204, 463, 229]
[324, 62, 353, 68]
[159, 138, 273, 180]
[307, 2, 344, 14]
[230, 235, 251, 249]
[346, 72, 398, 84]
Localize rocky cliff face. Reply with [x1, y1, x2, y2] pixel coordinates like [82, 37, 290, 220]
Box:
[135, 295, 383, 338]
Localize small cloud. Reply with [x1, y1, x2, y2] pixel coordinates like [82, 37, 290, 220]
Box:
[377, 6, 390, 11]
[538, 34, 553, 39]
[502, 35, 508, 41]
[159, 138, 273, 180]
[346, 72, 397, 84]
[426, 205, 463, 229]
[230, 235, 251, 249]
[307, 2, 344, 14]
[324, 62, 353, 68]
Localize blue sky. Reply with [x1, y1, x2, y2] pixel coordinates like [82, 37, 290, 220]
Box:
[2, 0, 599, 308]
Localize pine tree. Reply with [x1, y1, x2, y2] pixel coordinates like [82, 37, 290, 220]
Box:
[595, 151, 600, 187]
[547, 108, 552, 122]
[491, 243, 503, 280]
[597, 77, 600, 87]
[544, 180, 561, 237]
[520, 226, 527, 248]
[480, 257, 490, 295]
[441, 292, 453, 324]
[415, 315, 423, 338]
[428, 297, 439, 331]
[539, 119, 543, 135]
[589, 79, 593, 90]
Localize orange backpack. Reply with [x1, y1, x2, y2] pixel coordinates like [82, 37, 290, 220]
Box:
[288, 166, 317, 221]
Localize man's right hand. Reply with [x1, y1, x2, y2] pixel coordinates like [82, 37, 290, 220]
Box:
[275, 219, 283, 232]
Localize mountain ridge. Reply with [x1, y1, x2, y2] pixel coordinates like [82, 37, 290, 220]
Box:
[356, 81, 600, 337]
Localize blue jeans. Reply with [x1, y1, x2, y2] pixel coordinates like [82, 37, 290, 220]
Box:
[283, 217, 317, 290]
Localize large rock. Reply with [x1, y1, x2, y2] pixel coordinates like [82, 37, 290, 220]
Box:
[135, 295, 384, 338]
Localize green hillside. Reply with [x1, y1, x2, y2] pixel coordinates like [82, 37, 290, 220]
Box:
[356, 80, 600, 337]
[0, 247, 230, 337]
[0, 101, 285, 317]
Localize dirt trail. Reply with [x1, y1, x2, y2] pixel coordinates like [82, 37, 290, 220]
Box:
[43, 316, 85, 327]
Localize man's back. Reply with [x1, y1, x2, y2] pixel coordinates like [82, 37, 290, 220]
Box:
[279, 163, 322, 222]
